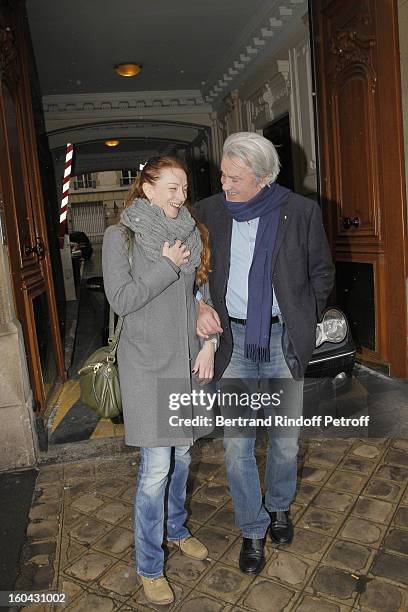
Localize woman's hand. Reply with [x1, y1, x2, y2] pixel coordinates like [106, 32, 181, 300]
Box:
[162, 240, 190, 267]
[192, 341, 215, 384]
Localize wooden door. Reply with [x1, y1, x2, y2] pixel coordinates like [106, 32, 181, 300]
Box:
[0, 0, 66, 410]
[311, 0, 408, 377]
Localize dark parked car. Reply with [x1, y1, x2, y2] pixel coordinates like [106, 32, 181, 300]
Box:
[69, 231, 93, 260]
[304, 306, 356, 404]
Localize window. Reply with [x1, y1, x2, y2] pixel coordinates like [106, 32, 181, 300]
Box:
[120, 169, 138, 186]
[70, 201, 105, 244]
[73, 173, 95, 189]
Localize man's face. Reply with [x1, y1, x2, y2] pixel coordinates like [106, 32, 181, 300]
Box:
[220, 155, 264, 202]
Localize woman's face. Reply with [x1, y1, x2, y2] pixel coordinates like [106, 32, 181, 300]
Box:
[142, 167, 188, 218]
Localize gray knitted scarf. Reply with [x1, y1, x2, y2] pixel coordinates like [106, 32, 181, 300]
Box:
[120, 198, 202, 274]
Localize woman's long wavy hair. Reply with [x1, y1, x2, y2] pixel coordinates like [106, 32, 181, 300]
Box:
[123, 156, 211, 286]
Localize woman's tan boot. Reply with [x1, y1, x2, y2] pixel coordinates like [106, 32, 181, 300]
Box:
[140, 575, 174, 605]
[170, 535, 208, 560]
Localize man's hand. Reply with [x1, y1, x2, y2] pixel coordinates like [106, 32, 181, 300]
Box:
[196, 300, 223, 338]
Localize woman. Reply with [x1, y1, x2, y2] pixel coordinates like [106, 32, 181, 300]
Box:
[102, 156, 216, 605]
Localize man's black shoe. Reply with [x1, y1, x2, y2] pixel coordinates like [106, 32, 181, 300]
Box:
[269, 511, 293, 544]
[239, 538, 265, 574]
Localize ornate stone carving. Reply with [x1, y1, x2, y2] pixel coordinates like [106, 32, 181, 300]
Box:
[276, 60, 291, 95]
[203, 0, 307, 105]
[263, 84, 275, 119]
[250, 78, 289, 125]
[42, 91, 209, 116]
[0, 19, 18, 84]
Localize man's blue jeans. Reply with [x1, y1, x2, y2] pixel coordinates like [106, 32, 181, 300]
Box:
[221, 321, 303, 539]
[134, 445, 191, 577]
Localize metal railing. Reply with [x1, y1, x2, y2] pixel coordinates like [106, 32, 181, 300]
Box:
[70, 201, 105, 244]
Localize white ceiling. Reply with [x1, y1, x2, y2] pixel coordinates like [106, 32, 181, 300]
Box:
[26, 0, 308, 104]
[26, 0, 308, 176]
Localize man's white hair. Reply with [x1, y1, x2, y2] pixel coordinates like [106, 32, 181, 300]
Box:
[223, 131, 281, 185]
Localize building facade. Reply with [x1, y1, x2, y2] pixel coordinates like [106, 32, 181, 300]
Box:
[0, 0, 407, 469]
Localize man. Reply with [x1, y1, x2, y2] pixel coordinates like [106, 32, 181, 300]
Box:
[195, 131, 334, 574]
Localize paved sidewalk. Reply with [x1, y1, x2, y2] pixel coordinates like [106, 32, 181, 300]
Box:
[13, 436, 408, 611]
[0, 469, 38, 592]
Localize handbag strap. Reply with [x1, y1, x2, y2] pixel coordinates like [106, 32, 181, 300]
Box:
[106, 232, 134, 357]
[107, 316, 123, 356]
[108, 305, 115, 338]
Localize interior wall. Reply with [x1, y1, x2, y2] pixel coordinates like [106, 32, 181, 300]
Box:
[209, 27, 317, 197]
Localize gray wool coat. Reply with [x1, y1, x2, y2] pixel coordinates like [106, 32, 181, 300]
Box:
[102, 224, 211, 447]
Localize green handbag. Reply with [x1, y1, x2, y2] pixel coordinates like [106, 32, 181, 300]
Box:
[78, 316, 124, 418]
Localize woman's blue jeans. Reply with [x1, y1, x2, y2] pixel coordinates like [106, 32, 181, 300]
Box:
[134, 445, 191, 577]
[221, 321, 303, 539]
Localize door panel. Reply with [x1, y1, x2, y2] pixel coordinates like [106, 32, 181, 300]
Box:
[2, 85, 34, 255]
[311, 0, 408, 376]
[0, 0, 65, 410]
[333, 74, 379, 238]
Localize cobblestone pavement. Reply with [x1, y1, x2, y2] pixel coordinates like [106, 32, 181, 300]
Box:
[14, 436, 408, 611]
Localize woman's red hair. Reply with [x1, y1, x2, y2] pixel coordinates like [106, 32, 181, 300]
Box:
[123, 156, 211, 285]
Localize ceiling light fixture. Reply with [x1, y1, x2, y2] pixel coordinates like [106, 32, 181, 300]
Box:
[105, 139, 120, 147]
[114, 63, 142, 77]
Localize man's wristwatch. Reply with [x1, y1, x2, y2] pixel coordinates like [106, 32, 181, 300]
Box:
[204, 337, 218, 350]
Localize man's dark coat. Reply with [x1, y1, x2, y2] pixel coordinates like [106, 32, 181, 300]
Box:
[196, 191, 335, 380]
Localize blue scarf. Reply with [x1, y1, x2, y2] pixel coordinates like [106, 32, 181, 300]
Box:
[224, 183, 290, 362]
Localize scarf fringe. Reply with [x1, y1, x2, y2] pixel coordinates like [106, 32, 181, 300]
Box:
[245, 344, 270, 363]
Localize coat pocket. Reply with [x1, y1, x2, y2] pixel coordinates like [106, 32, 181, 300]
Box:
[124, 309, 145, 341]
[284, 244, 306, 264]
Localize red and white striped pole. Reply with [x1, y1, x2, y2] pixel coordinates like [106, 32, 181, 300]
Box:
[59, 142, 74, 237]
[59, 142, 76, 300]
